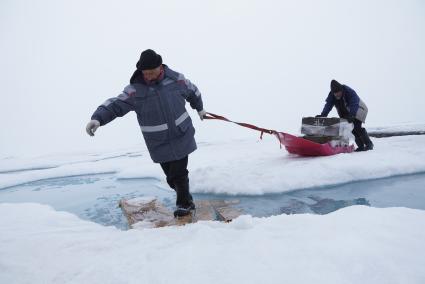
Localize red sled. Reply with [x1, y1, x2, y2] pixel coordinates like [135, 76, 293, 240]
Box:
[275, 132, 354, 156]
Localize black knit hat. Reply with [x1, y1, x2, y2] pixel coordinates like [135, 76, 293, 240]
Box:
[330, 79, 343, 93]
[136, 49, 162, 70]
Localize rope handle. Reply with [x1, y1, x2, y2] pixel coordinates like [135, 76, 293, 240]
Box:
[204, 112, 282, 147]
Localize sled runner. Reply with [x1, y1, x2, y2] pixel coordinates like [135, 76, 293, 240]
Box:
[119, 197, 242, 229]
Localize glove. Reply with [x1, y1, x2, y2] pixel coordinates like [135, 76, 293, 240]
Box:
[198, 110, 207, 121]
[86, 120, 100, 136]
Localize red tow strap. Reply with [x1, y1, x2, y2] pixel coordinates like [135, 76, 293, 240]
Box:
[204, 112, 282, 147]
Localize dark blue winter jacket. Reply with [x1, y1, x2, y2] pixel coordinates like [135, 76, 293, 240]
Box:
[320, 85, 368, 122]
[91, 65, 203, 163]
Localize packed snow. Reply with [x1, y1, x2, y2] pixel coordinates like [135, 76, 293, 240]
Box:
[1, 131, 425, 283]
[1, 135, 425, 195]
[1, 203, 424, 284]
[368, 123, 425, 134]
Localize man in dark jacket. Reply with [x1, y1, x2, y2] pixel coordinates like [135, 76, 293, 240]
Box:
[317, 80, 374, 151]
[85, 49, 206, 217]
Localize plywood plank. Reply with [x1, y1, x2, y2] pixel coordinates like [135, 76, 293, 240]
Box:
[119, 197, 243, 229]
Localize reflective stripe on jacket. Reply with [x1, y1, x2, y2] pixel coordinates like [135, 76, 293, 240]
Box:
[91, 66, 203, 163]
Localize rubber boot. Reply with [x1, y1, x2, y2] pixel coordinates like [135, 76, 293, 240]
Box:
[361, 128, 374, 151]
[354, 136, 366, 152]
[353, 130, 366, 152]
[173, 176, 195, 217]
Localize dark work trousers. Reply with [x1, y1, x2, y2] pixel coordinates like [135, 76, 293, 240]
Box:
[160, 156, 193, 207]
[352, 119, 365, 149]
[352, 119, 363, 136]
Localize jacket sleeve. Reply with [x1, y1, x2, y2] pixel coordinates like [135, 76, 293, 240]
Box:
[91, 85, 136, 126]
[345, 88, 360, 117]
[320, 93, 335, 117]
[177, 74, 204, 112]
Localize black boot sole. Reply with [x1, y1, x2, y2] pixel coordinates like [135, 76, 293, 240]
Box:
[174, 208, 195, 218]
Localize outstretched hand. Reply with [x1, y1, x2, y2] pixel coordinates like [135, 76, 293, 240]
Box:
[86, 120, 100, 136]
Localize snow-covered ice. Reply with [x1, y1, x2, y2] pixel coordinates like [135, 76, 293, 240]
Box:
[2, 135, 425, 195]
[1, 203, 424, 284]
[1, 133, 425, 283]
[368, 123, 425, 134]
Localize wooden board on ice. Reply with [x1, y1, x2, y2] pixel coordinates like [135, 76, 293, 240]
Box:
[119, 197, 243, 229]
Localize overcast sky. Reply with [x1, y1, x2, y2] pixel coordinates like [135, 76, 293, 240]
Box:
[1, 0, 424, 157]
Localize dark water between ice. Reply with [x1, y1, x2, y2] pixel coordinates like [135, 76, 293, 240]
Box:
[1, 173, 424, 230]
